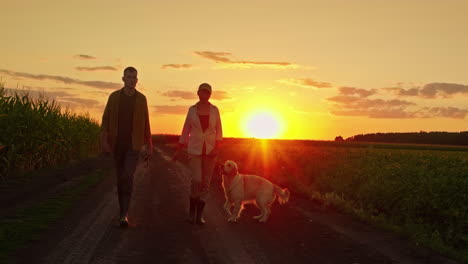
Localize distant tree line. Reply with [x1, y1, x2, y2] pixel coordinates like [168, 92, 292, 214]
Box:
[344, 131, 468, 146]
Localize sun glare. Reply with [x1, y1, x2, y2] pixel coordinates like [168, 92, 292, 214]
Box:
[243, 111, 283, 139]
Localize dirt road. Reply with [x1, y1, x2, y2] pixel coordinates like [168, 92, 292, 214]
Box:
[15, 147, 458, 264]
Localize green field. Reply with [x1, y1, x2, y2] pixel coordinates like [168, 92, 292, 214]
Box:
[155, 134, 468, 262]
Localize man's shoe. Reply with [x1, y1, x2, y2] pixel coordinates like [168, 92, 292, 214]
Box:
[188, 197, 197, 224]
[196, 199, 206, 225]
[120, 216, 129, 228]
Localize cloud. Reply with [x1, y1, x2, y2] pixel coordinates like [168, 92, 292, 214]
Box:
[161, 90, 196, 100]
[0, 69, 121, 89]
[423, 107, 468, 119]
[385, 87, 420, 96]
[75, 66, 118, 71]
[326, 84, 468, 119]
[3, 87, 74, 98]
[326, 95, 362, 104]
[327, 94, 420, 118]
[328, 94, 467, 119]
[279, 78, 332, 88]
[338, 86, 376, 97]
[160, 90, 231, 101]
[327, 96, 414, 109]
[386, 82, 468, 98]
[194, 51, 232, 63]
[74, 54, 97, 60]
[161, 64, 193, 69]
[211, 91, 231, 100]
[3, 87, 103, 109]
[331, 109, 416, 119]
[59, 97, 101, 108]
[420, 83, 468, 98]
[153, 105, 188, 115]
[22, 85, 76, 91]
[194, 51, 297, 69]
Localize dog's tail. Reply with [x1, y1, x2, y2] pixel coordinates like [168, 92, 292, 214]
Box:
[274, 185, 290, 205]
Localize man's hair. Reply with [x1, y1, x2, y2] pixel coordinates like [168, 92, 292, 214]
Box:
[198, 83, 212, 92]
[123, 66, 138, 75]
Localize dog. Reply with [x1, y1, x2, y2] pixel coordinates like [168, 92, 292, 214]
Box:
[221, 160, 290, 223]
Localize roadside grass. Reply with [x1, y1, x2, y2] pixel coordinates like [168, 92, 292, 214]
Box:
[303, 147, 468, 263]
[0, 169, 108, 263]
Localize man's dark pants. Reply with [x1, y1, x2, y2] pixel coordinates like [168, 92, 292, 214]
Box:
[114, 151, 139, 218]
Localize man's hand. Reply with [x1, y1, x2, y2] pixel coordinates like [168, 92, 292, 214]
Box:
[101, 141, 112, 154]
[100, 132, 112, 154]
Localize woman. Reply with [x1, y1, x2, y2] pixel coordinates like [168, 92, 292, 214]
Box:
[175, 83, 223, 225]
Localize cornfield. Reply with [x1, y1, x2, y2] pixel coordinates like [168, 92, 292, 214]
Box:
[0, 84, 101, 179]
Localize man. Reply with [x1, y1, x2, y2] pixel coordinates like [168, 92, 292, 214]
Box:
[101, 66, 153, 228]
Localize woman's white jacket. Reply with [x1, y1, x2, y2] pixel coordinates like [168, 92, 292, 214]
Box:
[179, 103, 223, 155]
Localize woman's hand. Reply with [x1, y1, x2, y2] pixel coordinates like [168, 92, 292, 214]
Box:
[172, 143, 185, 162]
[210, 140, 223, 156]
[144, 144, 153, 157]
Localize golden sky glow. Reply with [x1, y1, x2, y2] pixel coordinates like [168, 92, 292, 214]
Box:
[1, 0, 467, 140]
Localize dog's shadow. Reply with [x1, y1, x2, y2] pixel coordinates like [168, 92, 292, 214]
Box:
[223, 202, 290, 226]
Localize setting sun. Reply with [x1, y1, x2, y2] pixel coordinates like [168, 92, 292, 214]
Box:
[242, 111, 284, 139]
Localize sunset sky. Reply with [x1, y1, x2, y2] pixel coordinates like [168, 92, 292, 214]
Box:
[1, 0, 467, 140]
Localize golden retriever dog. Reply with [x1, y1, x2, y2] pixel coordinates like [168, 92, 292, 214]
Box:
[221, 160, 290, 223]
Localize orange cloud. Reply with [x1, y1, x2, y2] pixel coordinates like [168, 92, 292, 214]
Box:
[331, 109, 417, 119]
[4, 87, 102, 109]
[326, 95, 361, 104]
[194, 51, 297, 69]
[423, 107, 468, 119]
[160, 90, 231, 101]
[74, 54, 97, 60]
[0, 69, 121, 89]
[279, 78, 332, 88]
[153, 105, 188, 115]
[161, 64, 193, 69]
[339, 86, 376, 97]
[59, 97, 101, 107]
[4, 87, 74, 98]
[327, 93, 419, 118]
[161, 90, 196, 100]
[211, 91, 231, 100]
[386, 82, 468, 98]
[194, 51, 232, 63]
[328, 96, 414, 109]
[75, 66, 118, 71]
[328, 94, 467, 119]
